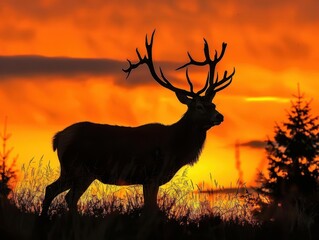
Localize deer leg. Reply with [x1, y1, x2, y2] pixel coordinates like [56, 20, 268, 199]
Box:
[41, 176, 71, 217]
[65, 178, 93, 214]
[143, 184, 159, 211]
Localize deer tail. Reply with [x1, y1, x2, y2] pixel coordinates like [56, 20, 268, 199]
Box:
[52, 132, 60, 151]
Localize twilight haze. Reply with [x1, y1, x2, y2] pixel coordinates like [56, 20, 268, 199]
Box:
[1, 0, 319, 187]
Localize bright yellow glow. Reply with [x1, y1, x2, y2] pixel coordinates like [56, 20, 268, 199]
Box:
[245, 97, 290, 103]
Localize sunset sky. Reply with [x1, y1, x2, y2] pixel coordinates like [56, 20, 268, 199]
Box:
[1, 0, 319, 188]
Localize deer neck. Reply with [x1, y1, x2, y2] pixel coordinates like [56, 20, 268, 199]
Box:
[175, 110, 205, 130]
[171, 113, 207, 166]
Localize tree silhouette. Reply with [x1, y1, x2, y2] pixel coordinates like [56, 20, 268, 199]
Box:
[0, 118, 17, 198]
[257, 89, 319, 204]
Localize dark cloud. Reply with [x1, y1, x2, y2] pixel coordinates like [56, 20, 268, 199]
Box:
[0, 55, 182, 88]
[0, 55, 123, 78]
[239, 140, 267, 149]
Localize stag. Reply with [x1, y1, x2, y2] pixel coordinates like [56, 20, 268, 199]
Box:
[41, 31, 235, 216]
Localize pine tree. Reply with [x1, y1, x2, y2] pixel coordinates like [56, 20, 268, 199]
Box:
[0, 118, 17, 198]
[257, 90, 319, 203]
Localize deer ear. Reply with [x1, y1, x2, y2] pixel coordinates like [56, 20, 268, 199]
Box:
[175, 92, 192, 105]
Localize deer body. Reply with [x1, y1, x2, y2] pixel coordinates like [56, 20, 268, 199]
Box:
[54, 116, 207, 186]
[41, 31, 234, 216]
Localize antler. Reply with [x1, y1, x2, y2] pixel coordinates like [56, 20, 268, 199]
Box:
[123, 31, 234, 102]
[123, 31, 196, 98]
[177, 40, 235, 100]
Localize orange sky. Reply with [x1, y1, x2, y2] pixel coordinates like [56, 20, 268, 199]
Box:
[1, 0, 319, 188]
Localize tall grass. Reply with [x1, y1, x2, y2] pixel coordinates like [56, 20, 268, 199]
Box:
[1, 157, 318, 240]
[11, 157, 256, 224]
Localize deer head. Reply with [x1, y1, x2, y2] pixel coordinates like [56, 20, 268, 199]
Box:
[123, 31, 235, 131]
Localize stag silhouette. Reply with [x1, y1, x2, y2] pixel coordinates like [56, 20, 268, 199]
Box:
[41, 31, 235, 216]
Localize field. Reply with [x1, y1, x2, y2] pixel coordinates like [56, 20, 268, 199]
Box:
[0, 159, 319, 240]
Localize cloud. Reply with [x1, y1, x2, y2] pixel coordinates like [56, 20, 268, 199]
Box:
[223, 140, 267, 150]
[4, 1, 319, 24]
[0, 55, 123, 78]
[269, 35, 310, 59]
[0, 55, 186, 88]
[0, 26, 35, 41]
[239, 140, 267, 149]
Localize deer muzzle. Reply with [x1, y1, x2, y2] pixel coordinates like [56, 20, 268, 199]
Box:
[214, 113, 224, 125]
